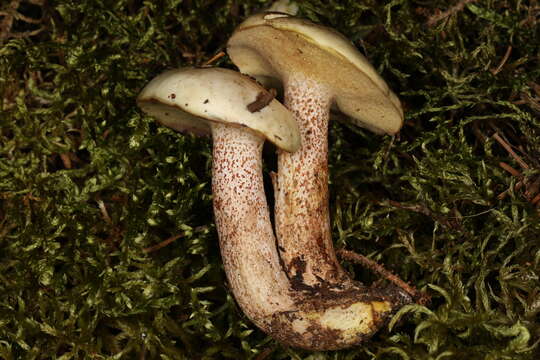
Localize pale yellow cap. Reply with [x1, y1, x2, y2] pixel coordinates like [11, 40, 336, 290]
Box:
[137, 67, 301, 152]
[227, 13, 404, 135]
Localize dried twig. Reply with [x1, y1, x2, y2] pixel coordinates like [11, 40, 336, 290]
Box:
[519, 92, 540, 114]
[497, 180, 526, 200]
[499, 162, 521, 177]
[337, 249, 430, 305]
[427, 0, 477, 27]
[492, 133, 529, 170]
[0, 1, 20, 43]
[202, 51, 226, 66]
[491, 46, 512, 75]
[0, 0, 45, 43]
[524, 177, 540, 201]
[493, 133, 540, 205]
[60, 153, 72, 169]
[247, 88, 277, 113]
[143, 226, 207, 253]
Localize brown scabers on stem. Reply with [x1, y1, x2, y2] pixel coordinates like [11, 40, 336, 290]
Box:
[137, 67, 411, 350]
[228, 12, 404, 288]
[227, 11, 413, 347]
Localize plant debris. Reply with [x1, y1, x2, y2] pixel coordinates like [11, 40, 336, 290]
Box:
[247, 88, 277, 113]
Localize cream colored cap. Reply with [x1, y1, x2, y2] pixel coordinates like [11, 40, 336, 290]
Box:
[227, 13, 404, 135]
[137, 67, 301, 152]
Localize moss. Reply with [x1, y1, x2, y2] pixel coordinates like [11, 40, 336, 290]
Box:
[1, 0, 539, 359]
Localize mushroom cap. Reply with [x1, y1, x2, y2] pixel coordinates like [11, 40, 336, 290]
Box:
[227, 12, 404, 135]
[137, 67, 301, 152]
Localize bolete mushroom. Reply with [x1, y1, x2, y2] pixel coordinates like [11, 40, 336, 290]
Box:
[227, 12, 405, 288]
[137, 67, 409, 350]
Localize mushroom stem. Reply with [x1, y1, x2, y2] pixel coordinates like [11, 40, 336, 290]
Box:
[275, 75, 347, 287]
[211, 123, 409, 350]
[137, 67, 411, 349]
[211, 123, 293, 322]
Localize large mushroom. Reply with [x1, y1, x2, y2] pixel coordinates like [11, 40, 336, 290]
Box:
[137, 67, 408, 350]
[227, 12, 405, 288]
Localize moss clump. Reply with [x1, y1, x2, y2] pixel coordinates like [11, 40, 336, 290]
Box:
[1, 0, 539, 359]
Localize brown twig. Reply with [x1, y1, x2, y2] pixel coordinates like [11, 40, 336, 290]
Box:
[0, 1, 20, 43]
[519, 92, 540, 114]
[490, 46, 512, 75]
[247, 88, 277, 113]
[143, 234, 185, 253]
[0, 0, 45, 44]
[492, 132, 540, 205]
[202, 51, 225, 66]
[426, 0, 477, 27]
[499, 162, 521, 177]
[492, 132, 529, 170]
[497, 179, 526, 200]
[524, 177, 540, 201]
[530, 82, 540, 97]
[60, 153, 72, 169]
[337, 249, 430, 305]
[143, 226, 207, 253]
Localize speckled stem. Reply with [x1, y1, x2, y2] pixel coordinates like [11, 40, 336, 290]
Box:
[211, 123, 293, 324]
[275, 75, 349, 287]
[211, 123, 409, 350]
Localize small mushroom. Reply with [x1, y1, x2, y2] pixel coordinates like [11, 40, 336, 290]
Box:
[137, 67, 409, 350]
[137, 66, 298, 329]
[228, 12, 404, 287]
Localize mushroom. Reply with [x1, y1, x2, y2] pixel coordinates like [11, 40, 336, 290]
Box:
[227, 12, 405, 288]
[137, 67, 299, 321]
[137, 67, 409, 350]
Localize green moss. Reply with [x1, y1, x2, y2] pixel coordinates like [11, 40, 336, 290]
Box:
[1, 0, 539, 358]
